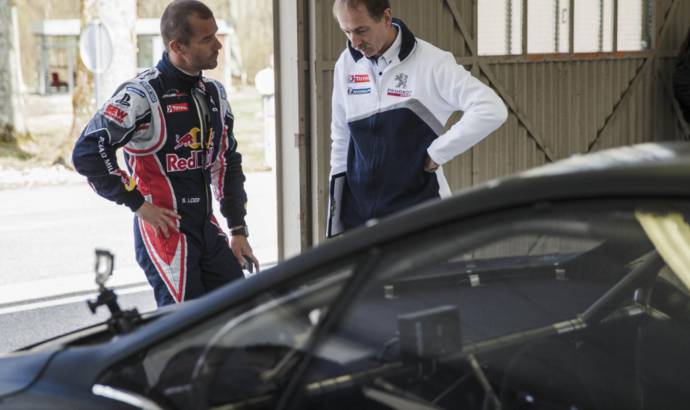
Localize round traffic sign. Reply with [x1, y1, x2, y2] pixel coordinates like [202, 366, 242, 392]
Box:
[79, 21, 113, 74]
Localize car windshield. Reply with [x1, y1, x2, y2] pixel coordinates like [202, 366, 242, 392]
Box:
[97, 262, 355, 409]
[98, 200, 690, 410]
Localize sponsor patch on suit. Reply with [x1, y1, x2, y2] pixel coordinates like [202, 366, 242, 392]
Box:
[348, 87, 372, 95]
[126, 86, 145, 98]
[167, 103, 190, 114]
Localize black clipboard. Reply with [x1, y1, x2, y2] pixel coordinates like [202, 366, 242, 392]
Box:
[326, 172, 346, 238]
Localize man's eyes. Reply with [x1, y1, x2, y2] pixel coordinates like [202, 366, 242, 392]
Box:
[344, 28, 368, 36]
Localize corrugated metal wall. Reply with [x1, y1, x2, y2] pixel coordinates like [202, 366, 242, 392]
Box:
[304, 0, 689, 246]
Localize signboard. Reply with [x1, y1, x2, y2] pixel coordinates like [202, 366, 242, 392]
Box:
[79, 21, 113, 74]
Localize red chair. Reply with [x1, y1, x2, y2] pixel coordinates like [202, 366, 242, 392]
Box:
[50, 72, 68, 92]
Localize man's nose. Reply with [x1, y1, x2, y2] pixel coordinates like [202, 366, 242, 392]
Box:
[214, 36, 222, 50]
[349, 33, 362, 48]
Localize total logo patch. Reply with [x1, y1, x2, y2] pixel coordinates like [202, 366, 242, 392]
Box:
[348, 74, 370, 83]
[167, 102, 190, 114]
[348, 87, 371, 95]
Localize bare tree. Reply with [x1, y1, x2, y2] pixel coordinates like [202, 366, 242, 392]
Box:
[55, 0, 136, 165]
[231, 0, 272, 83]
[0, 0, 28, 147]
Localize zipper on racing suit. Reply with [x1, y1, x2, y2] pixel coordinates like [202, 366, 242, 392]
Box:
[191, 90, 212, 218]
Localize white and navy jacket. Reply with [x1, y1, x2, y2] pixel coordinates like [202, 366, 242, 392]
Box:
[72, 52, 247, 231]
[328, 19, 508, 236]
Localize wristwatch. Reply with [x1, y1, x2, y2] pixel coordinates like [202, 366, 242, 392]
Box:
[230, 225, 249, 237]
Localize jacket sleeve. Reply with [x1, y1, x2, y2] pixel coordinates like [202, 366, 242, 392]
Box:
[426, 53, 508, 165]
[211, 88, 248, 228]
[329, 57, 350, 177]
[71, 83, 152, 212]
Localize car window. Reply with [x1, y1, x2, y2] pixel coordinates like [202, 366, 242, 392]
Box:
[290, 201, 690, 410]
[97, 262, 355, 409]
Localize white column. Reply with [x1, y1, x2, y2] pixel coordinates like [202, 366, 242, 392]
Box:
[0, 1, 27, 134]
[276, 0, 304, 259]
[97, 0, 136, 106]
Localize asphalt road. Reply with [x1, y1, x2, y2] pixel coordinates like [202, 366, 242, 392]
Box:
[0, 173, 277, 288]
[0, 172, 277, 351]
[0, 286, 156, 352]
[0, 183, 137, 286]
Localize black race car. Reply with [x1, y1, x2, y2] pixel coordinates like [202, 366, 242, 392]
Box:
[2, 142, 690, 410]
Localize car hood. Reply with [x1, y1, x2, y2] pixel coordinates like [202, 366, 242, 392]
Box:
[0, 350, 58, 398]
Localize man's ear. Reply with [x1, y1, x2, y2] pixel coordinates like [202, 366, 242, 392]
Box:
[169, 39, 184, 55]
[383, 8, 393, 26]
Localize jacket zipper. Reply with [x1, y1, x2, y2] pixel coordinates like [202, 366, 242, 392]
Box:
[370, 63, 390, 217]
[192, 90, 211, 217]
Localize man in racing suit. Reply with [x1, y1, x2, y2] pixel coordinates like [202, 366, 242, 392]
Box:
[72, 0, 259, 306]
[327, 0, 508, 237]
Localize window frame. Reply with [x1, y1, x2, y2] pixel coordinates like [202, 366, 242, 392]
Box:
[477, 0, 655, 59]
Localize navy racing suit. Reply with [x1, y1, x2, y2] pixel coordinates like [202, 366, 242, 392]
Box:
[72, 53, 246, 306]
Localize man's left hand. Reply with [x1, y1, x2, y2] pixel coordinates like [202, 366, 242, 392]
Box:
[230, 235, 261, 273]
[424, 155, 439, 172]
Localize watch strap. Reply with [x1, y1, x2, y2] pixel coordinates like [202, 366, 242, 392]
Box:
[230, 225, 249, 237]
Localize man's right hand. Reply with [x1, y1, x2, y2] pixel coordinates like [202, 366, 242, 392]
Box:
[135, 202, 181, 238]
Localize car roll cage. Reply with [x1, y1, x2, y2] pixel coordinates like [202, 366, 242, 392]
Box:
[219, 250, 666, 410]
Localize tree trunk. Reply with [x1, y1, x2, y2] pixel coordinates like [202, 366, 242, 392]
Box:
[55, 0, 136, 166]
[0, 0, 27, 146]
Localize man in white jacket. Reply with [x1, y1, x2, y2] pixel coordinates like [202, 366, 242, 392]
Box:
[327, 0, 508, 237]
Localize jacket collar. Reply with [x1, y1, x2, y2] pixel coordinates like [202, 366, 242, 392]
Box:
[348, 18, 416, 63]
[156, 52, 202, 90]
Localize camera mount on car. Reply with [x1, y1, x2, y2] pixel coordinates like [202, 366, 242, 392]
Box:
[87, 249, 141, 334]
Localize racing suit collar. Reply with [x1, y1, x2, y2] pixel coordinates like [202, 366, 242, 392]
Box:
[348, 18, 416, 63]
[156, 52, 202, 91]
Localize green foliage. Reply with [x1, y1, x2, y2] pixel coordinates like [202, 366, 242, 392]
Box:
[232, 0, 273, 83]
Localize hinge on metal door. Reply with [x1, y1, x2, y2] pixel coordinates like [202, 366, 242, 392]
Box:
[294, 132, 306, 148]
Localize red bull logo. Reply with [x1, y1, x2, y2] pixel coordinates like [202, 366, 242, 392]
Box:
[174, 128, 202, 150]
[166, 151, 204, 172]
[168, 127, 216, 172]
[110, 169, 137, 191]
